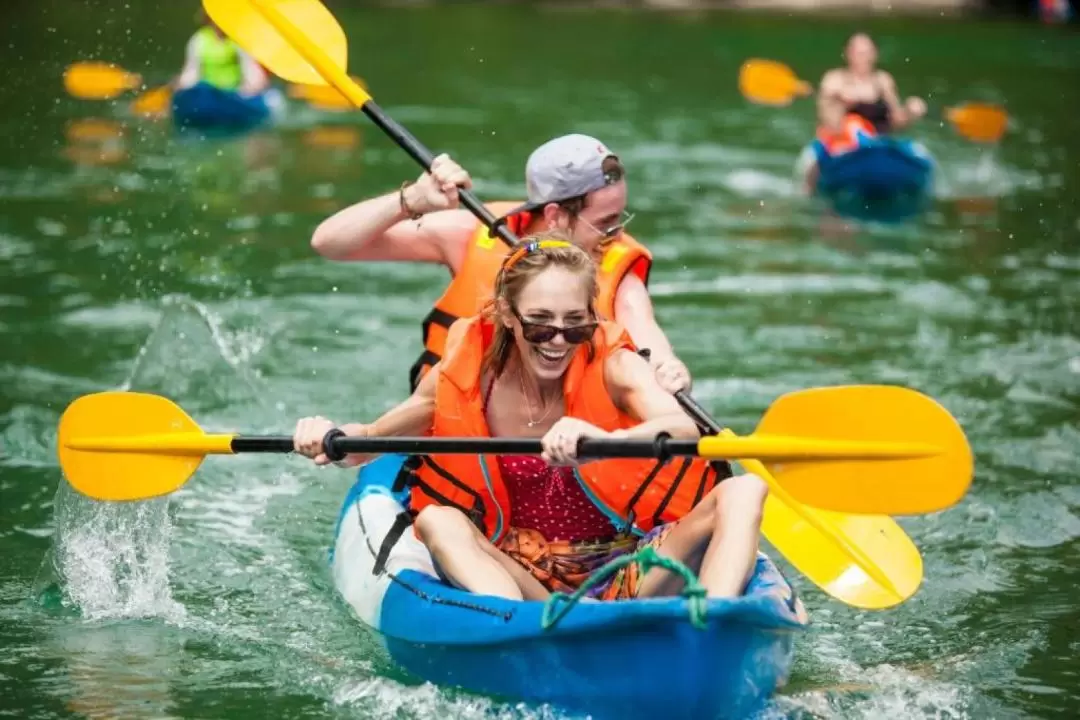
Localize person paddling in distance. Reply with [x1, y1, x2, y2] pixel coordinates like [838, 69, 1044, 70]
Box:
[293, 239, 768, 602]
[815, 33, 927, 154]
[802, 32, 929, 194]
[176, 10, 270, 97]
[310, 133, 692, 395]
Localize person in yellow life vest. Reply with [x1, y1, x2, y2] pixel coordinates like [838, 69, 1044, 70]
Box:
[292, 239, 769, 602]
[176, 10, 270, 96]
[310, 134, 692, 395]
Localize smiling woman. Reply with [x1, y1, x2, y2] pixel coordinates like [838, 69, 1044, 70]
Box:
[290, 237, 765, 604]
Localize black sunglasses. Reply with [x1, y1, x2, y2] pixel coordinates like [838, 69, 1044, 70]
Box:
[512, 309, 598, 345]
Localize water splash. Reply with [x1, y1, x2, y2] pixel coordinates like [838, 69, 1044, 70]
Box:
[39, 294, 267, 620]
[44, 489, 184, 621]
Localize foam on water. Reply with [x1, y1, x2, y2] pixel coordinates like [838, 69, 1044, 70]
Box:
[45, 490, 184, 622]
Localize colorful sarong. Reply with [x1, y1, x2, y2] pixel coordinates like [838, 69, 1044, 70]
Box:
[497, 524, 676, 601]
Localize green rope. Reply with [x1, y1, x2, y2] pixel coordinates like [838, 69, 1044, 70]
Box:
[540, 546, 709, 631]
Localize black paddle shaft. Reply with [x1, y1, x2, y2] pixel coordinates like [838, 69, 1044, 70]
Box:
[360, 100, 519, 249]
[637, 349, 733, 477]
[229, 433, 697, 462]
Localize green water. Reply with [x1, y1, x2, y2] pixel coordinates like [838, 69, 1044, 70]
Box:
[2, 3, 1078, 718]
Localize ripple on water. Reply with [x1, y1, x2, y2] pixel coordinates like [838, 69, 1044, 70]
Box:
[650, 272, 889, 299]
[993, 490, 1080, 550]
[332, 676, 574, 720]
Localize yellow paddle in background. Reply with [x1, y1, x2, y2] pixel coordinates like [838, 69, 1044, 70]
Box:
[64, 61, 144, 99]
[63, 60, 365, 117]
[197, 0, 955, 610]
[944, 103, 1009, 144]
[738, 58, 813, 107]
[738, 57, 1010, 143]
[58, 386, 971, 512]
[287, 80, 367, 111]
[130, 85, 172, 117]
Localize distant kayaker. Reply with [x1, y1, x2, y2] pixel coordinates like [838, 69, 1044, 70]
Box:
[801, 32, 930, 193]
[310, 133, 693, 395]
[176, 10, 270, 96]
[817, 32, 927, 140]
[292, 239, 766, 602]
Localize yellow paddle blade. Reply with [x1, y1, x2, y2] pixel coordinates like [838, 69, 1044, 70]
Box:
[57, 392, 234, 502]
[761, 487, 923, 609]
[131, 85, 172, 117]
[738, 58, 812, 107]
[203, 0, 348, 87]
[303, 126, 362, 149]
[64, 62, 142, 100]
[65, 118, 124, 143]
[289, 78, 365, 111]
[946, 103, 1008, 143]
[752, 385, 973, 516]
[712, 423, 921, 608]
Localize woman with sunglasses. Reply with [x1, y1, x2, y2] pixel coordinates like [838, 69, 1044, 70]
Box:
[292, 237, 767, 603]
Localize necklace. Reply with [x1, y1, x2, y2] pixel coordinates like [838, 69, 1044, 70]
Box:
[519, 370, 557, 428]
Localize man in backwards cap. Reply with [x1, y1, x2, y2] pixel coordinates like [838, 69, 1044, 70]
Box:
[312, 134, 692, 394]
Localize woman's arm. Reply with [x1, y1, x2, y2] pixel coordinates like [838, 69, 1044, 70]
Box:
[368, 363, 440, 439]
[540, 349, 698, 466]
[613, 273, 691, 393]
[604, 348, 700, 441]
[293, 363, 440, 467]
[878, 71, 922, 130]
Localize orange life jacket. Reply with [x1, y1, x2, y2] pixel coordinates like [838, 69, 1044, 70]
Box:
[816, 113, 877, 156]
[408, 201, 653, 390]
[403, 315, 722, 542]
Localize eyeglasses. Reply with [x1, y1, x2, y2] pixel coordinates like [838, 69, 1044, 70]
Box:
[576, 211, 635, 245]
[512, 309, 598, 345]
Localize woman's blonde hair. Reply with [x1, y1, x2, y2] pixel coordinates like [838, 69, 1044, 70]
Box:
[480, 231, 599, 380]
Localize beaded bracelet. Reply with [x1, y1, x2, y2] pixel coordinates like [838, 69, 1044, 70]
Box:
[399, 181, 422, 221]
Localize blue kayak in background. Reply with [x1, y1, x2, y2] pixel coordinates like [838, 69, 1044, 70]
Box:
[330, 453, 809, 720]
[802, 136, 936, 222]
[171, 82, 283, 133]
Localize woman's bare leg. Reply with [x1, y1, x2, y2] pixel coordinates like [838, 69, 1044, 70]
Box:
[478, 540, 551, 601]
[636, 474, 768, 599]
[414, 506, 523, 600]
[697, 474, 766, 597]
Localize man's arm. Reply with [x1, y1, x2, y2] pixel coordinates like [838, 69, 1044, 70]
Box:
[311, 194, 474, 268]
[613, 272, 691, 393]
[613, 273, 674, 360]
[310, 154, 478, 271]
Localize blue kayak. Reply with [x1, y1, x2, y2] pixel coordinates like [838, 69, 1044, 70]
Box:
[803, 136, 936, 222]
[330, 454, 808, 719]
[171, 82, 282, 133]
